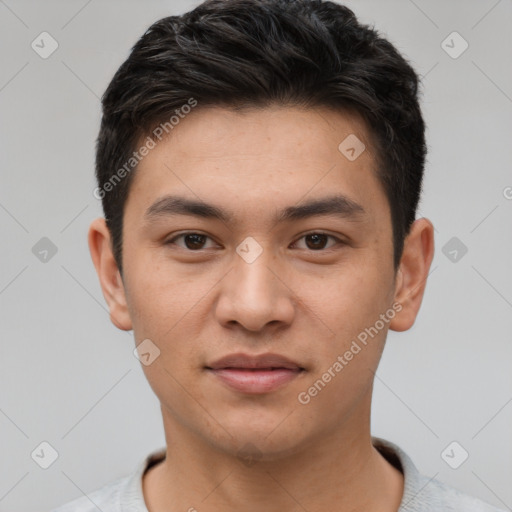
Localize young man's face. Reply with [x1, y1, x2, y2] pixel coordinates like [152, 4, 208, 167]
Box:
[90, 106, 433, 460]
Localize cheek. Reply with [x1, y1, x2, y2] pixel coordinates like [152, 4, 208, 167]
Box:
[123, 260, 215, 383]
[303, 261, 393, 376]
[297, 273, 391, 417]
[316, 262, 391, 328]
[123, 255, 200, 336]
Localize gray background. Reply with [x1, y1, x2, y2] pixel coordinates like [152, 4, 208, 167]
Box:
[0, 1, 511, 511]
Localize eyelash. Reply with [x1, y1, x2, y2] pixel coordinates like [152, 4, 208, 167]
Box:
[164, 231, 344, 252]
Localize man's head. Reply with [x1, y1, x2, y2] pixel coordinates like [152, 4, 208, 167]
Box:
[94, 0, 426, 276]
[89, 0, 434, 461]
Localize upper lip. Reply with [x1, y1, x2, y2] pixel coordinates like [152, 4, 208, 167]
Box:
[206, 353, 304, 371]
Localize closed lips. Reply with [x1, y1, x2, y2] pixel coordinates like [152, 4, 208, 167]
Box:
[205, 353, 305, 371]
[220, 367, 301, 371]
[205, 353, 306, 394]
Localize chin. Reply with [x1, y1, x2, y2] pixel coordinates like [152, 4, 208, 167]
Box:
[201, 412, 317, 462]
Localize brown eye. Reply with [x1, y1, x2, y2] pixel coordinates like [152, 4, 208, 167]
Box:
[305, 234, 329, 250]
[166, 233, 215, 250]
[183, 234, 207, 250]
[293, 232, 341, 251]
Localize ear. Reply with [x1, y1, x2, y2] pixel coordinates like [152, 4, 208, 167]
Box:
[389, 218, 435, 332]
[88, 217, 133, 331]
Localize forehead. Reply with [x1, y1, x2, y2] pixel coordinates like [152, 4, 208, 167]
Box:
[125, 105, 389, 227]
[150, 105, 372, 164]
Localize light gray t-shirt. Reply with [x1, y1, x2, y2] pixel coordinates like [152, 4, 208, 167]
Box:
[50, 437, 506, 512]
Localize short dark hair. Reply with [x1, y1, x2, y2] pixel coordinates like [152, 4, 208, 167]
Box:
[96, 0, 426, 276]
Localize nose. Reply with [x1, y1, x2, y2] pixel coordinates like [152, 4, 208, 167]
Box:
[214, 244, 295, 333]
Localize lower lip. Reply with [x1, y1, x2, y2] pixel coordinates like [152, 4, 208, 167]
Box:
[208, 368, 302, 394]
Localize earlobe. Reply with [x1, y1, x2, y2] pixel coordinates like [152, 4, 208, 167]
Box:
[88, 217, 133, 331]
[389, 218, 435, 332]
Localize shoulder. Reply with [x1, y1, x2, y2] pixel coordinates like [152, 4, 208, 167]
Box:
[407, 471, 507, 512]
[51, 448, 166, 512]
[49, 447, 166, 512]
[49, 474, 131, 512]
[372, 437, 506, 512]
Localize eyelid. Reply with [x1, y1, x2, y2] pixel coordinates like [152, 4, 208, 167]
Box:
[165, 231, 219, 249]
[290, 231, 344, 250]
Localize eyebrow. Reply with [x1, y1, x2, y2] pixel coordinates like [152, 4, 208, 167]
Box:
[144, 194, 368, 225]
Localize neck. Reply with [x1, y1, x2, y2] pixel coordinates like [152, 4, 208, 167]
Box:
[143, 399, 404, 512]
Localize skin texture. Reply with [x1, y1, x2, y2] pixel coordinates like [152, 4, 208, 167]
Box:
[89, 106, 435, 512]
